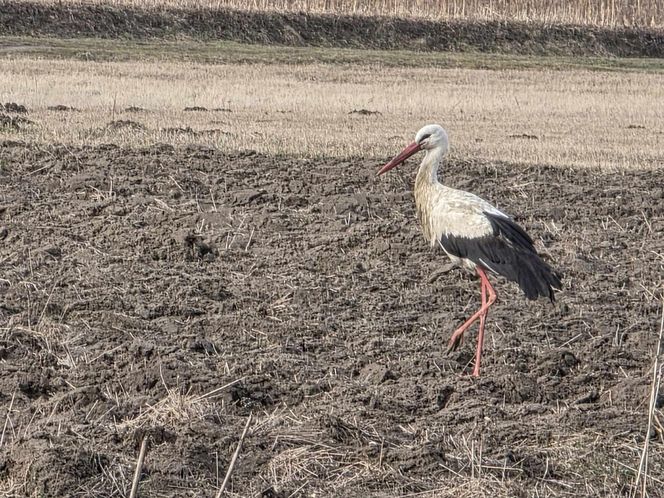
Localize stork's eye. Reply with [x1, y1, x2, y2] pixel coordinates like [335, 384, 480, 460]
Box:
[419, 133, 431, 143]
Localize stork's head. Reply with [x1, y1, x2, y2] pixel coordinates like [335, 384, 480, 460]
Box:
[378, 124, 448, 176]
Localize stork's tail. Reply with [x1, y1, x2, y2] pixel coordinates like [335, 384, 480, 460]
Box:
[513, 252, 562, 302]
[481, 212, 562, 302]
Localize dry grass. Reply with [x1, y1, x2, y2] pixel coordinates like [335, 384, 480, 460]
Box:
[233, 403, 652, 496]
[1, 56, 662, 170]
[17, 0, 664, 26]
[116, 387, 218, 429]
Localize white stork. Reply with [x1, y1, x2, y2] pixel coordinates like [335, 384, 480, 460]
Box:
[378, 124, 561, 377]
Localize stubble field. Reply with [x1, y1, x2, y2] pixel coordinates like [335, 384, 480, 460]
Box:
[1, 29, 664, 498]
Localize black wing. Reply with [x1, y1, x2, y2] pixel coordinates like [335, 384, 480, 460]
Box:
[439, 212, 562, 301]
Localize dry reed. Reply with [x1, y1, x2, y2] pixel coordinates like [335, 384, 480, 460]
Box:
[18, 0, 664, 27]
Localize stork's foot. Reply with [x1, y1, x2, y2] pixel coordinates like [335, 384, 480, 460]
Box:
[446, 310, 484, 354]
[446, 332, 465, 354]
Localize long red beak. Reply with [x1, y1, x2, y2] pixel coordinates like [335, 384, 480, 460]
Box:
[377, 141, 421, 176]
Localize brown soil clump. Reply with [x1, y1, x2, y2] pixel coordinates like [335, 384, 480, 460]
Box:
[0, 102, 28, 113]
[46, 104, 79, 112]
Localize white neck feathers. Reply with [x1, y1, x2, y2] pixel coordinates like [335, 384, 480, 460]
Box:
[414, 146, 447, 243]
[415, 146, 445, 189]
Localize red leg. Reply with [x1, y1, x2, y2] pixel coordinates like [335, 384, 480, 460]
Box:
[447, 268, 498, 374]
[447, 272, 486, 352]
[472, 275, 488, 377]
[472, 268, 497, 377]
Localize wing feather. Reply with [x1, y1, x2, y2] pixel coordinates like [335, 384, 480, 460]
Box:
[430, 196, 561, 301]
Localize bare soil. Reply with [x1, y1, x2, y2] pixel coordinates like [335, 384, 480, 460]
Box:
[0, 142, 663, 496]
[1, 0, 664, 57]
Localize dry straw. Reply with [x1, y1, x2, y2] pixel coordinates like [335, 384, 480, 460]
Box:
[216, 413, 253, 497]
[21, 0, 664, 26]
[129, 435, 149, 498]
[1, 58, 662, 171]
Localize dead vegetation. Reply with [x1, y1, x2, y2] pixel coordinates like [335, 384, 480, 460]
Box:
[3, 1, 664, 59]
[0, 113, 32, 130]
[17, 0, 664, 26]
[0, 58, 662, 170]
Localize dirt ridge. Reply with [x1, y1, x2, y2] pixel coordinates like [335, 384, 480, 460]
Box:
[1, 0, 663, 56]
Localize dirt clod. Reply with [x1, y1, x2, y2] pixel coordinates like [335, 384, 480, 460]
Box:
[47, 104, 79, 112]
[183, 231, 217, 261]
[349, 108, 382, 116]
[0, 102, 28, 113]
[508, 133, 539, 139]
[124, 106, 148, 113]
[106, 119, 146, 131]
